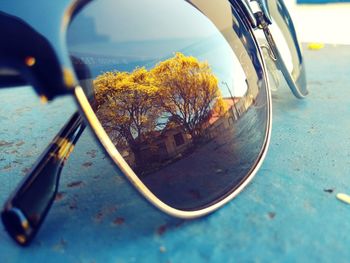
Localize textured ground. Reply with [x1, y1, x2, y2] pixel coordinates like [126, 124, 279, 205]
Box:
[0, 45, 350, 262]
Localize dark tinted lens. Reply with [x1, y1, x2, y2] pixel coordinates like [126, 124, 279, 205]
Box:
[67, 0, 270, 210]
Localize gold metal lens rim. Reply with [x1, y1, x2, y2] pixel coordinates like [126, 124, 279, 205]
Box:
[73, 75, 272, 219]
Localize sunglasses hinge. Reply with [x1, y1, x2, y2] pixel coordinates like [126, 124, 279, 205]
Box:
[243, 0, 277, 61]
[248, 0, 272, 29]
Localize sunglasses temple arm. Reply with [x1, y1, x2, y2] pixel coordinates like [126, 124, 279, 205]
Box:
[262, 27, 306, 99]
[1, 111, 85, 246]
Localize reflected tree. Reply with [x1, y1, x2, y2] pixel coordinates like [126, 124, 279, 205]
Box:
[94, 67, 162, 168]
[94, 52, 225, 171]
[152, 52, 224, 141]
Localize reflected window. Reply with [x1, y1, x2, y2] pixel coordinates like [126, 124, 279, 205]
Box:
[174, 133, 185, 147]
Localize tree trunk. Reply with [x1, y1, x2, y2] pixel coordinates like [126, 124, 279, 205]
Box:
[129, 144, 145, 174]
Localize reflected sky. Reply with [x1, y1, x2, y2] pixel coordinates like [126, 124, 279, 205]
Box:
[83, 0, 214, 42]
[68, 0, 248, 97]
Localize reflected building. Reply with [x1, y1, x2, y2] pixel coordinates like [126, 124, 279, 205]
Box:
[111, 95, 252, 174]
[205, 97, 244, 141]
[92, 45, 262, 176]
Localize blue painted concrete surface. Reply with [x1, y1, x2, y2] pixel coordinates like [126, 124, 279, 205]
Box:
[0, 45, 350, 262]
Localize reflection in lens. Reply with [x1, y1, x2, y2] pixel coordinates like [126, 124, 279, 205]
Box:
[68, 0, 269, 211]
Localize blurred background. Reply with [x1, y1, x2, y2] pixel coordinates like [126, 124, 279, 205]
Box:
[286, 0, 350, 45]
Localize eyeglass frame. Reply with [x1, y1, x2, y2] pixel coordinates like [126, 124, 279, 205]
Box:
[0, 0, 307, 246]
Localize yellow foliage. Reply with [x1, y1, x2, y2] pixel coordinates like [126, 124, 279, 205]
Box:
[94, 67, 162, 144]
[151, 52, 221, 135]
[93, 52, 223, 146]
[213, 97, 228, 117]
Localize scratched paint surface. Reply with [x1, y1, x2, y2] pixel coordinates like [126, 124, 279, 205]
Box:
[0, 45, 350, 262]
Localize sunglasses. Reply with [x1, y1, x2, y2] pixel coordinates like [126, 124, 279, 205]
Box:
[0, 0, 308, 246]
